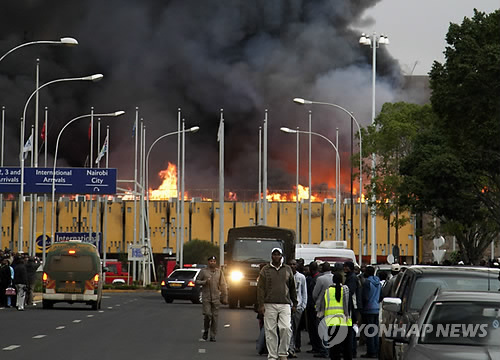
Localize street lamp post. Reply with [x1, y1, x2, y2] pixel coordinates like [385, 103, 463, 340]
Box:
[18, 74, 103, 252]
[144, 126, 200, 248]
[280, 127, 341, 242]
[0, 37, 78, 63]
[359, 32, 389, 265]
[51, 111, 125, 242]
[293, 98, 363, 264]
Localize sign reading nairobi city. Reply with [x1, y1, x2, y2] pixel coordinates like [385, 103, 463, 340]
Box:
[0, 167, 117, 194]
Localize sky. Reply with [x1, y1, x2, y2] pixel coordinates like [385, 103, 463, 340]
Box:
[362, 0, 499, 75]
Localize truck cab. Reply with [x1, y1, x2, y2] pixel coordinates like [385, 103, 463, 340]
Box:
[225, 225, 295, 309]
[104, 261, 130, 284]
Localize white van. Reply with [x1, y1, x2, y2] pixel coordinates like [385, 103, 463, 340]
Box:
[295, 241, 358, 266]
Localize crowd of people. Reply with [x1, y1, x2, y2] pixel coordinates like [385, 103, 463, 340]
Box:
[0, 249, 40, 311]
[255, 248, 402, 360]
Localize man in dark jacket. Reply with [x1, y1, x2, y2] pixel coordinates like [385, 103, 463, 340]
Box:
[13, 256, 28, 311]
[305, 261, 322, 355]
[344, 261, 362, 358]
[25, 256, 39, 306]
[361, 266, 381, 358]
[257, 248, 297, 360]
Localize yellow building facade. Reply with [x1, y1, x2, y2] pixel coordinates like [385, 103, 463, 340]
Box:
[0, 198, 417, 264]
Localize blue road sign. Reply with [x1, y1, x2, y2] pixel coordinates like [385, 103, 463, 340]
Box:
[0, 167, 117, 194]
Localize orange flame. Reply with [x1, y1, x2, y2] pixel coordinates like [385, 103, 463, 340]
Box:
[149, 162, 184, 200]
[266, 184, 320, 202]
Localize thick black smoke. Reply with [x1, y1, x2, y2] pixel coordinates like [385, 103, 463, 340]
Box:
[0, 0, 403, 197]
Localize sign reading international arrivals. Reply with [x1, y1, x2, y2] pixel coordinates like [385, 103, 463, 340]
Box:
[0, 167, 117, 194]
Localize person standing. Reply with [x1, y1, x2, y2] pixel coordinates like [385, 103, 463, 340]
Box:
[196, 256, 228, 342]
[0, 258, 13, 307]
[312, 262, 334, 358]
[343, 261, 361, 358]
[288, 259, 307, 358]
[257, 248, 297, 360]
[360, 266, 381, 358]
[324, 273, 353, 360]
[13, 256, 28, 311]
[306, 261, 322, 355]
[25, 256, 38, 306]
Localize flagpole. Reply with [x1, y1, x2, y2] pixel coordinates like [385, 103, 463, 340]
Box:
[180, 120, 186, 268]
[176, 108, 181, 263]
[258, 126, 262, 225]
[103, 125, 110, 280]
[218, 109, 224, 265]
[96, 119, 101, 258]
[28, 126, 34, 255]
[32, 59, 40, 257]
[88, 107, 94, 252]
[263, 110, 268, 225]
[133, 107, 138, 282]
[42, 107, 48, 265]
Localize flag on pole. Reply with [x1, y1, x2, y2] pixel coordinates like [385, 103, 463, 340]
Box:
[217, 117, 223, 142]
[23, 134, 33, 160]
[132, 121, 136, 138]
[41, 122, 46, 141]
[95, 135, 108, 164]
[88, 122, 92, 140]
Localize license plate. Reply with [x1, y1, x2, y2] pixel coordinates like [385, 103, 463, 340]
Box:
[169, 283, 182, 287]
[250, 281, 258, 286]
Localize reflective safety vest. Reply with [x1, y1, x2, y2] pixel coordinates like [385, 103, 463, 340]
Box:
[324, 286, 352, 327]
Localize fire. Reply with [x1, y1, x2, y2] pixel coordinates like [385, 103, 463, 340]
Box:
[149, 162, 181, 200]
[266, 184, 320, 202]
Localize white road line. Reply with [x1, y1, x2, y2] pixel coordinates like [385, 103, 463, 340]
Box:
[3, 345, 20, 351]
[98, 310, 104, 313]
[116, 304, 121, 307]
[198, 349, 206, 353]
[32, 335, 46, 339]
[107, 307, 113, 309]
[56, 326, 65, 330]
[73, 320, 81, 323]
[87, 315, 94, 318]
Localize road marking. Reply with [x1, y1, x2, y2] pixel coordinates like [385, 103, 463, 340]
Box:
[33, 335, 46, 339]
[73, 320, 81, 323]
[107, 307, 113, 309]
[116, 304, 121, 307]
[56, 326, 65, 330]
[98, 310, 104, 313]
[3, 345, 20, 351]
[87, 315, 94, 318]
[198, 349, 206, 353]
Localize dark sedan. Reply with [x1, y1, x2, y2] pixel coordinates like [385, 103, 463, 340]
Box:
[161, 268, 202, 304]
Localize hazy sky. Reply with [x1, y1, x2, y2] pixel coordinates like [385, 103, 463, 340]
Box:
[361, 0, 499, 75]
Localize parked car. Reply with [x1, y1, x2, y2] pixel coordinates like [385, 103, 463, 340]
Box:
[380, 265, 500, 360]
[161, 268, 202, 304]
[384, 290, 500, 359]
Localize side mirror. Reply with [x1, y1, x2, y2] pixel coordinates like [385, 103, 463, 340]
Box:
[102, 267, 109, 272]
[383, 297, 402, 313]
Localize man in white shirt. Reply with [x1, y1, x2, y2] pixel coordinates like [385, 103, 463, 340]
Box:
[288, 259, 307, 358]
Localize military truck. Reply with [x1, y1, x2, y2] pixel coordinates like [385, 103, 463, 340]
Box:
[224, 225, 295, 308]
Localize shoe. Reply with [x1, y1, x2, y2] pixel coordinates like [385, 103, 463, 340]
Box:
[360, 354, 377, 358]
[288, 350, 297, 358]
[209, 337, 216, 342]
[295, 348, 301, 353]
[202, 331, 208, 341]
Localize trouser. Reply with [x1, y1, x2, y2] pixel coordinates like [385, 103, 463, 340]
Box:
[306, 305, 322, 352]
[362, 313, 379, 356]
[289, 308, 303, 353]
[26, 282, 34, 305]
[202, 301, 220, 338]
[316, 317, 329, 356]
[328, 326, 353, 360]
[16, 284, 26, 310]
[264, 303, 292, 360]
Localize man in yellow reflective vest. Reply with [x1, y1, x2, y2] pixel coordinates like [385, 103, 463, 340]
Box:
[322, 273, 353, 360]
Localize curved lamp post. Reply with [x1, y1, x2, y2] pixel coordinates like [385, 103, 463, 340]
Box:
[0, 37, 78, 63]
[145, 126, 199, 270]
[51, 111, 125, 240]
[293, 98, 363, 264]
[18, 74, 103, 251]
[280, 127, 341, 243]
[359, 32, 389, 264]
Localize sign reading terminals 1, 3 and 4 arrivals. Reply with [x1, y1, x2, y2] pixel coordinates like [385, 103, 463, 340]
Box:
[0, 167, 117, 194]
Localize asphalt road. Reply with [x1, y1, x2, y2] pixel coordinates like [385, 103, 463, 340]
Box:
[0, 292, 369, 360]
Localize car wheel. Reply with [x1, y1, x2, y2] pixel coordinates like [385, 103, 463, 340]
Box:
[164, 296, 174, 304]
[42, 300, 53, 309]
[192, 292, 202, 304]
[91, 301, 98, 310]
[228, 293, 238, 309]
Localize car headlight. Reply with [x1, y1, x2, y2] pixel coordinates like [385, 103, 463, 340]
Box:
[230, 270, 243, 282]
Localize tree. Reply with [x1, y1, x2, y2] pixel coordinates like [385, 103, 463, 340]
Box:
[360, 102, 435, 246]
[400, 9, 500, 263]
[183, 239, 220, 264]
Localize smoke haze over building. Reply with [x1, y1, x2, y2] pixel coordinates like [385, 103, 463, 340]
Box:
[0, 0, 409, 197]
